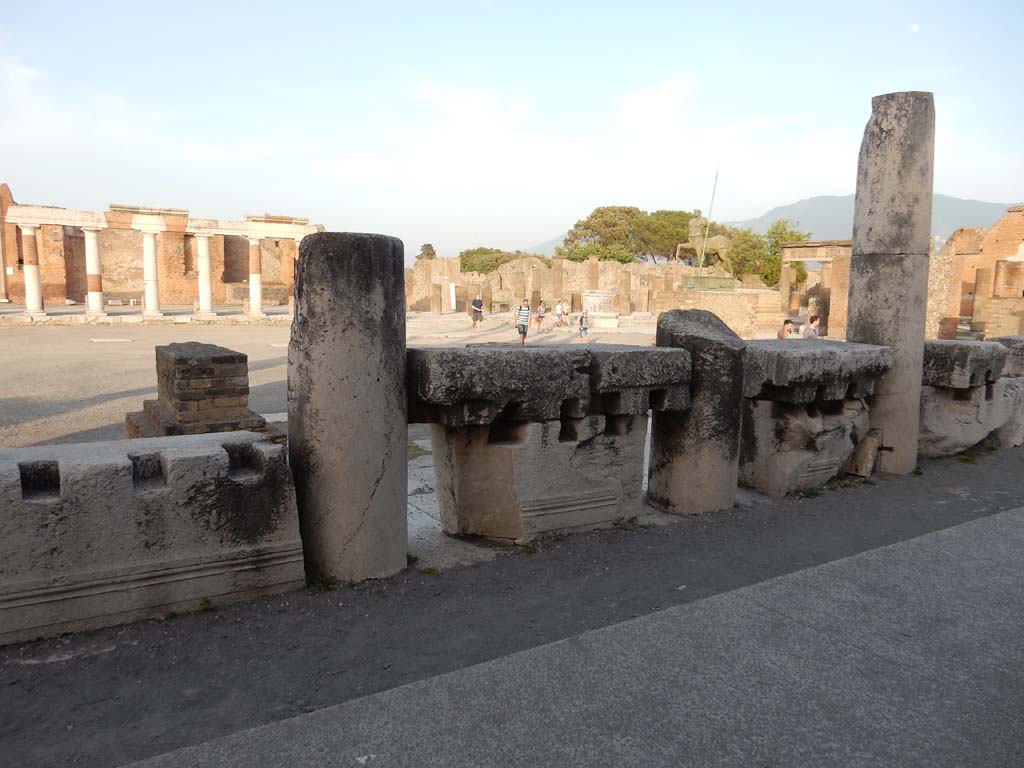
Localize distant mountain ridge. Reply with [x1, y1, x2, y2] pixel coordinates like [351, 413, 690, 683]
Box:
[523, 194, 1016, 253]
[726, 194, 1015, 240]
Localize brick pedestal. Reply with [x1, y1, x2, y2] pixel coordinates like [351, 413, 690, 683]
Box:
[126, 342, 266, 437]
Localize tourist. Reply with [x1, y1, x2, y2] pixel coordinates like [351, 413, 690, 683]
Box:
[802, 315, 820, 339]
[536, 301, 547, 332]
[555, 300, 564, 327]
[577, 308, 589, 342]
[777, 319, 795, 339]
[471, 294, 484, 332]
[516, 299, 531, 345]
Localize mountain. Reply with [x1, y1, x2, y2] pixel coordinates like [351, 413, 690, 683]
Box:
[522, 234, 566, 256]
[727, 194, 1015, 240]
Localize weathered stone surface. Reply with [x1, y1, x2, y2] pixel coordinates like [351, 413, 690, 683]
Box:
[648, 310, 745, 515]
[846, 91, 935, 474]
[407, 345, 690, 426]
[0, 432, 303, 646]
[851, 92, 935, 258]
[847, 429, 882, 477]
[991, 336, 1024, 377]
[743, 340, 892, 403]
[918, 382, 1011, 458]
[288, 233, 407, 583]
[993, 378, 1024, 448]
[740, 398, 870, 498]
[921, 340, 1005, 389]
[432, 415, 647, 543]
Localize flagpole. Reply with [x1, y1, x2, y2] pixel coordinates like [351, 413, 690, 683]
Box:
[697, 167, 719, 277]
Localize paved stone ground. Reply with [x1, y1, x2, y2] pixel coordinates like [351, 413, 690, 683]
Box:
[2, 444, 1023, 768]
[128, 507, 1024, 768]
[0, 315, 655, 448]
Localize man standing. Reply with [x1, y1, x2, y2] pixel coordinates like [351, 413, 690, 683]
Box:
[471, 294, 484, 332]
[777, 319, 795, 339]
[516, 299, 531, 345]
[802, 315, 820, 339]
[555, 300, 564, 327]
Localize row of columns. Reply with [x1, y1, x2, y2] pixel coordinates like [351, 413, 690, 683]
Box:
[13, 226, 302, 319]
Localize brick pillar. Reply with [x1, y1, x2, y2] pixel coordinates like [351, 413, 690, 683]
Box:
[83, 228, 106, 316]
[248, 237, 264, 318]
[19, 225, 44, 316]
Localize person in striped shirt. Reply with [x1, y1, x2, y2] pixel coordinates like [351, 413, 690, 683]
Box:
[516, 299, 531, 345]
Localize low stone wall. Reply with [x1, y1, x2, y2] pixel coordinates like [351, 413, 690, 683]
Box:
[0, 432, 303, 646]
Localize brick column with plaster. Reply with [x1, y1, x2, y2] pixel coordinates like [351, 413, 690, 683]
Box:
[83, 228, 106, 316]
[141, 230, 163, 317]
[19, 225, 45, 316]
[248, 237, 264, 318]
[195, 234, 215, 317]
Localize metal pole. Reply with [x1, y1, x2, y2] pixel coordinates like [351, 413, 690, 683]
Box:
[697, 167, 719, 277]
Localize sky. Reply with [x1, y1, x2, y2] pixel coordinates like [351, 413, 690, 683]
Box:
[1, 0, 1021, 260]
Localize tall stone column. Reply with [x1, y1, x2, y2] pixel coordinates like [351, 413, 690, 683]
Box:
[247, 237, 265, 318]
[289, 232, 407, 583]
[83, 228, 106, 316]
[845, 91, 935, 474]
[195, 234, 214, 317]
[141, 230, 163, 317]
[778, 262, 792, 313]
[588, 256, 600, 290]
[647, 310, 745, 515]
[19, 225, 45, 316]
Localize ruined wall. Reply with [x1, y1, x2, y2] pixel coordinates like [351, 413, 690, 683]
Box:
[926, 229, 983, 339]
[63, 227, 86, 304]
[0, 183, 16, 302]
[99, 228, 144, 300]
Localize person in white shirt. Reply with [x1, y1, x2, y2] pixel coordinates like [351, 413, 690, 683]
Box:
[555, 300, 564, 327]
[516, 299, 531, 345]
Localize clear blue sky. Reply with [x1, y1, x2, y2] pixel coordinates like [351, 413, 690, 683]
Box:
[1, 0, 1021, 259]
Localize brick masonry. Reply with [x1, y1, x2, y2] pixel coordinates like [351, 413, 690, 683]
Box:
[126, 342, 267, 437]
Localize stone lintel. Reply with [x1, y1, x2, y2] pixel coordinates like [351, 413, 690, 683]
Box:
[743, 340, 893, 402]
[922, 340, 1006, 389]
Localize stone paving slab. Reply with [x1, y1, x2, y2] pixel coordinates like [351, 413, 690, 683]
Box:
[127, 508, 1024, 768]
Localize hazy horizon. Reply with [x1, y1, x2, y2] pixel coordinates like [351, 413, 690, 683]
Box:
[1, 0, 1021, 259]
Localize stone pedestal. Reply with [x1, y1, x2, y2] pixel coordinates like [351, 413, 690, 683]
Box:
[289, 233, 407, 583]
[582, 289, 618, 326]
[845, 91, 935, 474]
[409, 345, 691, 541]
[648, 310, 745, 515]
[125, 342, 266, 437]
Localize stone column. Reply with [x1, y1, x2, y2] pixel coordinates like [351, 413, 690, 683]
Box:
[19, 225, 45, 316]
[552, 256, 564, 302]
[647, 310, 745, 515]
[288, 232, 407, 583]
[845, 91, 934, 474]
[141, 230, 163, 317]
[247, 237, 265, 318]
[588, 256, 600, 290]
[83, 228, 106, 316]
[195, 234, 215, 317]
[778, 261, 792, 313]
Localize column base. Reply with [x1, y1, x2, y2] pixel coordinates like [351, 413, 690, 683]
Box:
[246, 312, 267, 320]
[143, 311, 165, 319]
[86, 310, 109, 318]
[193, 311, 219, 321]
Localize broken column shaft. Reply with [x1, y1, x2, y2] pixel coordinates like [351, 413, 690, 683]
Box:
[845, 91, 935, 474]
[288, 233, 408, 582]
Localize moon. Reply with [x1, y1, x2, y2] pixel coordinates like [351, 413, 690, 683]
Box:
[909, 23, 920, 32]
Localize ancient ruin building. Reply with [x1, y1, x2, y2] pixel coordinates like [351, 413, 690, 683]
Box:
[0, 183, 322, 315]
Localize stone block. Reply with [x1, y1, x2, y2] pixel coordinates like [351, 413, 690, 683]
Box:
[431, 415, 647, 543]
[991, 336, 1024, 377]
[740, 398, 869, 498]
[743, 339, 892, 403]
[918, 381, 1012, 458]
[921, 340, 1005, 389]
[0, 432, 303, 646]
[847, 429, 882, 477]
[993, 378, 1024, 448]
[648, 310, 745, 515]
[586, 345, 690, 414]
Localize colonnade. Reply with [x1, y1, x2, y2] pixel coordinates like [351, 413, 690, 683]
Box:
[10, 224, 305, 319]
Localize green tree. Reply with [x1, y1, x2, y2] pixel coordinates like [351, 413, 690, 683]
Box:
[459, 247, 550, 274]
[760, 219, 811, 287]
[557, 241, 637, 264]
[638, 210, 691, 261]
[416, 243, 437, 260]
[727, 228, 769, 279]
[562, 206, 645, 260]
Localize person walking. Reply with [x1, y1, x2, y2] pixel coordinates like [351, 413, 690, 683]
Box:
[802, 315, 820, 339]
[516, 299, 531, 345]
[577, 308, 589, 342]
[777, 319, 795, 339]
[536, 300, 547, 332]
[471, 294, 484, 332]
[555, 300, 564, 327]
